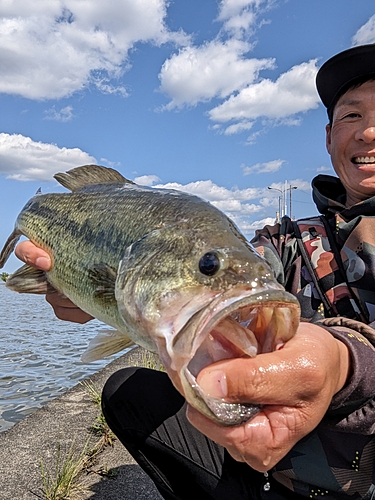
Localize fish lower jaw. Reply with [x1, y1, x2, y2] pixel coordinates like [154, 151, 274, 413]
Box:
[180, 301, 300, 425]
[184, 368, 261, 426]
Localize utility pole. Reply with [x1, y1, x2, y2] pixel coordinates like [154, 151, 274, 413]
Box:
[268, 186, 283, 221]
[268, 183, 298, 220]
[284, 180, 287, 219]
[289, 185, 297, 219]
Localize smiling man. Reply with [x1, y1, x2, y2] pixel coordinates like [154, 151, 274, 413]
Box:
[326, 80, 375, 206]
[15, 45, 375, 499]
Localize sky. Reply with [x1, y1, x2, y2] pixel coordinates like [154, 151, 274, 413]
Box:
[1, 0, 375, 273]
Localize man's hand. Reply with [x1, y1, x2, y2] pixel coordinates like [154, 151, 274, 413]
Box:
[15, 241, 94, 324]
[187, 322, 350, 472]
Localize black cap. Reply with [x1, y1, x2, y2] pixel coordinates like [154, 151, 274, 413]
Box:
[316, 44, 375, 116]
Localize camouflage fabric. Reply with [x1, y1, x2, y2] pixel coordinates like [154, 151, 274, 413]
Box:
[252, 174, 375, 324]
[250, 174, 375, 498]
[294, 216, 365, 321]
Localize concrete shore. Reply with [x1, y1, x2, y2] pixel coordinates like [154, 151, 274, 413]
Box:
[0, 347, 163, 500]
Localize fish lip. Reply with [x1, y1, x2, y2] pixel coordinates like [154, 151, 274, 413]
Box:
[184, 368, 262, 426]
[173, 286, 300, 426]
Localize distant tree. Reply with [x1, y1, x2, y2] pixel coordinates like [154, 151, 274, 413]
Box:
[1, 272, 9, 282]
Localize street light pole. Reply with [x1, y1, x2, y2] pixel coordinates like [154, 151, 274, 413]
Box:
[268, 184, 298, 220]
[289, 185, 297, 219]
[268, 186, 283, 222]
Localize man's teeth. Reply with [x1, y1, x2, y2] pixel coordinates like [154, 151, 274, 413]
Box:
[354, 156, 375, 163]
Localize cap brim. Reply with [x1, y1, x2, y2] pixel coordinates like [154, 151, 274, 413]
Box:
[316, 44, 375, 110]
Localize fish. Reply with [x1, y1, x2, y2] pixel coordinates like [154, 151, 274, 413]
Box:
[0, 165, 300, 426]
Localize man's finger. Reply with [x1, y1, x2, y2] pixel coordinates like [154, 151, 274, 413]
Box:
[15, 241, 51, 271]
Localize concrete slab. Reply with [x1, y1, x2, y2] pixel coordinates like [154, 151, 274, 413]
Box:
[0, 347, 163, 500]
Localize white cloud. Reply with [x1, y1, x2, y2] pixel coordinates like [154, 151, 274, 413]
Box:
[242, 159, 285, 175]
[152, 175, 296, 238]
[0, 0, 188, 100]
[156, 179, 264, 202]
[224, 120, 254, 135]
[217, 0, 274, 35]
[215, 199, 262, 213]
[316, 165, 332, 173]
[93, 79, 129, 97]
[153, 178, 271, 238]
[238, 216, 276, 236]
[134, 174, 161, 185]
[267, 180, 310, 191]
[218, 0, 263, 19]
[44, 105, 74, 122]
[222, 116, 299, 144]
[156, 0, 318, 136]
[352, 15, 375, 45]
[0, 133, 96, 181]
[209, 59, 320, 123]
[159, 39, 275, 109]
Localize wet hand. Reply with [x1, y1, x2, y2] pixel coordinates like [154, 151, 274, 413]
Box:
[187, 322, 350, 472]
[15, 240, 94, 324]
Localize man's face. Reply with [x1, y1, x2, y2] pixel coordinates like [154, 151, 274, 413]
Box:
[326, 80, 375, 207]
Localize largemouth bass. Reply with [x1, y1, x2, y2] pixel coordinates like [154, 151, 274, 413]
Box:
[0, 165, 300, 426]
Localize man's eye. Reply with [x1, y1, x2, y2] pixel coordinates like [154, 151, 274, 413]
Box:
[343, 112, 361, 119]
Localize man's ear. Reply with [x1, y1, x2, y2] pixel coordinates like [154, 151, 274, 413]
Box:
[325, 124, 332, 155]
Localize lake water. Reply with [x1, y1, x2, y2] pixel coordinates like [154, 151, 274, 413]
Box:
[0, 283, 124, 432]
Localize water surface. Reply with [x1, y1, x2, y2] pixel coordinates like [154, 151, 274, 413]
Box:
[0, 283, 123, 432]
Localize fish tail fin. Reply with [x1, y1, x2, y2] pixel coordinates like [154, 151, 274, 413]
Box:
[6, 264, 48, 294]
[0, 229, 23, 268]
[81, 329, 135, 363]
[54, 165, 135, 192]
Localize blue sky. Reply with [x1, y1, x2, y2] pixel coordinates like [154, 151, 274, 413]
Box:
[1, 0, 375, 272]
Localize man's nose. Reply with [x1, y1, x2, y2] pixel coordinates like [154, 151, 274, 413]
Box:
[356, 124, 375, 142]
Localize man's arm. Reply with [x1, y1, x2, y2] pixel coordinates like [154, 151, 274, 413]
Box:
[15, 241, 94, 324]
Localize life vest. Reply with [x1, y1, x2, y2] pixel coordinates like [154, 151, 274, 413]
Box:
[293, 216, 367, 322]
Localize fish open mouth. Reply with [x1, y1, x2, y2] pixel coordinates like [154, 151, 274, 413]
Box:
[173, 288, 300, 426]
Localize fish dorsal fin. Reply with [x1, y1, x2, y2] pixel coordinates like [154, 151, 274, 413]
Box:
[54, 165, 135, 192]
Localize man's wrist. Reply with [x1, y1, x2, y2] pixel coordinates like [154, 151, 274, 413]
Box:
[334, 338, 351, 395]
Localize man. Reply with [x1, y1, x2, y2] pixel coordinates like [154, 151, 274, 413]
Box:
[15, 45, 375, 498]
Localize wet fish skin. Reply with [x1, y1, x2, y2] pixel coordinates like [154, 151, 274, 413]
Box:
[0, 165, 300, 426]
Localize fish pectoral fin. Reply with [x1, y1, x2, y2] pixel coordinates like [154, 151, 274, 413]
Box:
[0, 229, 23, 268]
[54, 165, 135, 192]
[81, 329, 135, 363]
[89, 263, 118, 305]
[6, 264, 48, 294]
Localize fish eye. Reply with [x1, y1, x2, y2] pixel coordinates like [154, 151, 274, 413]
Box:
[199, 251, 221, 276]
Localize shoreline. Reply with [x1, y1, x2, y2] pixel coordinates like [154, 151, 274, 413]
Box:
[0, 346, 162, 499]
